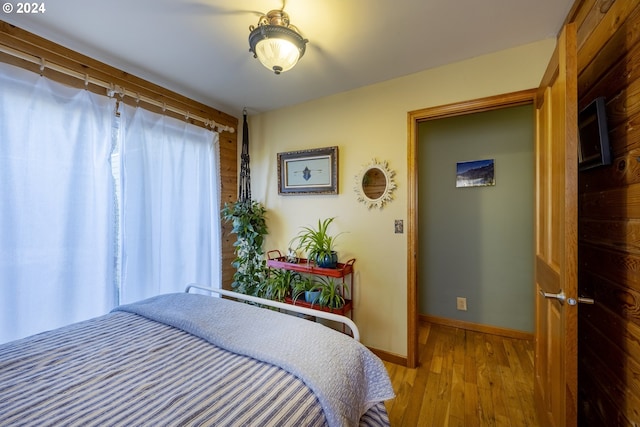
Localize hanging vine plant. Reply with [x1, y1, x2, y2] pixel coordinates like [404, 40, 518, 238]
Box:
[221, 199, 268, 297]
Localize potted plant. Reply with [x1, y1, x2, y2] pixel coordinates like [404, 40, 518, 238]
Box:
[290, 217, 343, 268]
[262, 268, 300, 302]
[221, 199, 268, 296]
[292, 275, 321, 304]
[315, 276, 349, 310]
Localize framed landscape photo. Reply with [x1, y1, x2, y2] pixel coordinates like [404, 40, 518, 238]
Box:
[456, 159, 495, 188]
[277, 146, 338, 195]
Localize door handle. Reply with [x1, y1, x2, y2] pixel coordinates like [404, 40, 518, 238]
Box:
[539, 290, 567, 304]
[569, 297, 595, 305]
[539, 290, 595, 305]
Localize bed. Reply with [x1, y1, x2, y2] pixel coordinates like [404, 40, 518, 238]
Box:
[0, 286, 394, 426]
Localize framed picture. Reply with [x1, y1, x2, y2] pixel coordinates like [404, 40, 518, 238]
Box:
[456, 159, 495, 188]
[277, 146, 338, 195]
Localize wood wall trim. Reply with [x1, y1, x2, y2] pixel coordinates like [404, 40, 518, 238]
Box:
[419, 314, 534, 341]
[408, 89, 537, 122]
[406, 109, 419, 369]
[367, 347, 408, 367]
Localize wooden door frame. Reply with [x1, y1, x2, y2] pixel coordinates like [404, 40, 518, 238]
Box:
[406, 89, 538, 368]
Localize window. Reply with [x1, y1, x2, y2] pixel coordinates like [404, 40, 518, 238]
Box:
[0, 63, 221, 343]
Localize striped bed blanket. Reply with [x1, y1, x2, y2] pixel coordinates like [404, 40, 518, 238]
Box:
[0, 293, 394, 426]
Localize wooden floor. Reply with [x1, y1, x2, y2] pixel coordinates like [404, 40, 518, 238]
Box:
[383, 322, 539, 427]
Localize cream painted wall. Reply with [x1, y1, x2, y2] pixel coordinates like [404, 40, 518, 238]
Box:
[248, 39, 555, 358]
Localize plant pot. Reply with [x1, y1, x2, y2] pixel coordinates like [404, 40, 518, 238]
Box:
[316, 251, 338, 268]
[305, 290, 321, 304]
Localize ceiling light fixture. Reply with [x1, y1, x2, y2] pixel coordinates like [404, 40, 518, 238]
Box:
[248, 10, 308, 75]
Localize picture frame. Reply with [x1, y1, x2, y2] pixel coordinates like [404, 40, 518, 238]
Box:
[277, 146, 338, 195]
[456, 159, 495, 188]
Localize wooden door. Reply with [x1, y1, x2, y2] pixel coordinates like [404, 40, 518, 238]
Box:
[534, 23, 578, 427]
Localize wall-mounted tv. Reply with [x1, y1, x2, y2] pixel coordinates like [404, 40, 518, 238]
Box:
[578, 96, 611, 171]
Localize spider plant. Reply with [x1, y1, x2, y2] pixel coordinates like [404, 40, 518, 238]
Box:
[263, 268, 300, 302]
[292, 275, 321, 304]
[290, 217, 344, 268]
[315, 276, 349, 310]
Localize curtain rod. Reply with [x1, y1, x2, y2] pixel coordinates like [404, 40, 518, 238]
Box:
[0, 44, 235, 134]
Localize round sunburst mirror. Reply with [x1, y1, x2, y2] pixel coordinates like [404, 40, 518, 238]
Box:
[354, 159, 396, 209]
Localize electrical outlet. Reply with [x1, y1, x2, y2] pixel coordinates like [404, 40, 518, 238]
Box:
[456, 297, 467, 311]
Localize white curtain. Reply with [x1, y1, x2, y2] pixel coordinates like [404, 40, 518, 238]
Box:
[118, 104, 221, 303]
[0, 63, 117, 343]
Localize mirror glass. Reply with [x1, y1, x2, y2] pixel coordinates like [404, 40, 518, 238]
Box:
[362, 167, 386, 199]
[354, 159, 396, 209]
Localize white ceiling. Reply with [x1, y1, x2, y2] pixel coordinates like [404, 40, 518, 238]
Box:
[3, 0, 574, 117]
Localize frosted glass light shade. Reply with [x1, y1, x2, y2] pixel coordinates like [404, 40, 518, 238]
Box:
[255, 38, 301, 74]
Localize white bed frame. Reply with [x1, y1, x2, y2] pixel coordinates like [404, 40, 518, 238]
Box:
[185, 284, 360, 341]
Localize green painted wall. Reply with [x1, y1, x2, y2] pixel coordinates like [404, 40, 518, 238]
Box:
[418, 104, 534, 332]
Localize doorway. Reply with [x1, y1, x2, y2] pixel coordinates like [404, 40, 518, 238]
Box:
[406, 90, 537, 368]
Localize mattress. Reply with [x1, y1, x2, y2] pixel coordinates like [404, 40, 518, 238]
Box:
[0, 293, 394, 426]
